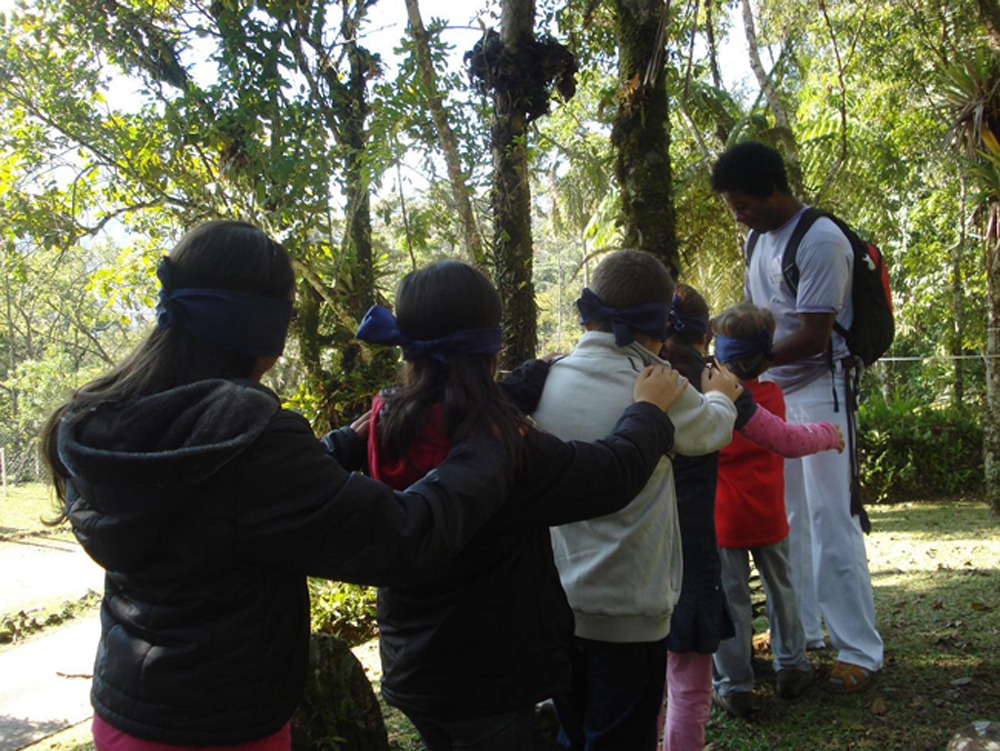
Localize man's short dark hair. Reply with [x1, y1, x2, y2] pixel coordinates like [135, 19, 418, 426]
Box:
[589, 250, 674, 335]
[710, 141, 790, 198]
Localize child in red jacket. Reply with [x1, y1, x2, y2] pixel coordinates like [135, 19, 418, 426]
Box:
[711, 302, 844, 718]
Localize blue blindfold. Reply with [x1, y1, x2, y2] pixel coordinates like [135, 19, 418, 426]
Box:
[714, 330, 774, 364]
[155, 257, 292, 357]
[355, 305, 503, 363]
[667, 292, 708, 335]
[576, 288, 670, 347]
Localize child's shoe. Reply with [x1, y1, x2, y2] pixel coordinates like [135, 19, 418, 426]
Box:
[711, 688, 752, 718]
[776, 664, 814, 699]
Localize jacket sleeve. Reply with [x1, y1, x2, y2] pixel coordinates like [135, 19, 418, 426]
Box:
[668, 385, 738, 457]
[734, 387, 757, 431]
[498, 358, 552, 414]
[737, 405, 841, 458]
[498, 401, 675, 528]
[233, 410, 511, 586]
[319, 426, 367, 472]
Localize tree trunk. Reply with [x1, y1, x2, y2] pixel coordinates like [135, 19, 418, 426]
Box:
[405, 0, 486, 267]
[612, 0, 679, 279]
[492, 0, 538, 367]
[341, 16, 373, 318]
[338, 3, 374, 384]
[986, 204, 1000, 515]
[740, 0, 806, 200]
[977, 0, 1000, 50]
[705, 0, 723, 90]
[976, 0, 1000, 514]
[952, 175, 966, 407]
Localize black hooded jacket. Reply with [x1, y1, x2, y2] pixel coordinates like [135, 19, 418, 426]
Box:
[56, 379, 512, 745]
[375, 401, 677, 720]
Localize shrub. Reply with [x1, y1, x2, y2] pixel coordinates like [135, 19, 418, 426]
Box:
[309, 580, 378, 647]
[857, 396, 983, 502]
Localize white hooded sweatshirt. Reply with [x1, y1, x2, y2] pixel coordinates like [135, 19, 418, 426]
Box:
[532, 331, 737, 643]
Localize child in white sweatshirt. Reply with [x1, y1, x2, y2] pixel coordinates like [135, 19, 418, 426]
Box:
[531, 250, 743, 751]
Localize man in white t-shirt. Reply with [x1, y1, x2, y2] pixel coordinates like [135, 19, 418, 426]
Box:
[710, 141, 883, 694]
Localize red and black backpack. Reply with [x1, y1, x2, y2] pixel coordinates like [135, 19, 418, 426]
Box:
[745, 207, 894, 367]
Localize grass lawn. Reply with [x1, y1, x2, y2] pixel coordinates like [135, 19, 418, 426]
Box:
[702, 499, 1000, 751]
[14, 499, 1000, 751]
[0, 482, 69, 539]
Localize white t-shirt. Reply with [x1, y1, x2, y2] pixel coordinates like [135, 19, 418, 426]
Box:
[744, 207, 854, 391]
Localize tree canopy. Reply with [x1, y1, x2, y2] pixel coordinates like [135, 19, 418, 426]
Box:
[0, 0, 995, 502]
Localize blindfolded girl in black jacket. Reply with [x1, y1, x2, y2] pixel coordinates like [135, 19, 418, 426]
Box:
[358, 261, 687, 751]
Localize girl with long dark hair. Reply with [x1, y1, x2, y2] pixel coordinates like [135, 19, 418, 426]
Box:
[355, 260, 687, 751]
[43, 221, 541, 750]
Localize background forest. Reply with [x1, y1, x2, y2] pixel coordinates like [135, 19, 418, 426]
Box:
[0, 0, 995, 508]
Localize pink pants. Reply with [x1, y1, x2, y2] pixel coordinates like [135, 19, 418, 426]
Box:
[658, 651, 713, 751]
[93, 715, 291, 751]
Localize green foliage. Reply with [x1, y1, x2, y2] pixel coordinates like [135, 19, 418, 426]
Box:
[858, 396, 984, 503]
[309, 580, 378, 648]
[1, 591, 101, 645]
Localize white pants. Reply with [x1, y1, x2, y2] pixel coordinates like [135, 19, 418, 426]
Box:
[783, 371, 884, 671]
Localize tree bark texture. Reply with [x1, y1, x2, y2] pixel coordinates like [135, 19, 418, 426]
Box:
[337, 5, 375, 386]
[341, 10, 374, 319]
[705, 0, 723, 90]
[986, 204, 1000, 515]
[953, 176, 966, 407]
[977, 0, 1000, 50]
[492, 0, 539, 367]
[612, 0, 680, 279]
[740, 0, 806, 200]
[405, 0, 486, 267]
[291, 634, 389, 751]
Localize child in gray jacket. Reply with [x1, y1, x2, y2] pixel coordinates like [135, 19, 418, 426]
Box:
[532, 249, 743, 751]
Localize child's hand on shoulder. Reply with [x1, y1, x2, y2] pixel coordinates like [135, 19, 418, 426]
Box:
[633, 364, 687, 412]
[702, 363, 743, 402]
[350, 409, 372, 439]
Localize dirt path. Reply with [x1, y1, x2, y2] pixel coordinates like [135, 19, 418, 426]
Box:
[0, 534, 103, 749]
[0, 616, 99, 750]
[0, 537, 103, 618]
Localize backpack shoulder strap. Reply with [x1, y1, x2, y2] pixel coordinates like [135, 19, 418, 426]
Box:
[805, 209, 856, 340]
[744, 230, 760, 267]
[781, 207, 824, 294]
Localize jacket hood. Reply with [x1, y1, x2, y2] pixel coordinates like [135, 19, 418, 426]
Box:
[58, 379, 280, 571]
[368, 395, 450, 490]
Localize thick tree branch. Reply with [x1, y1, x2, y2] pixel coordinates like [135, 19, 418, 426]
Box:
[740, 0, 805, 198]
[405, 0, 486, 266]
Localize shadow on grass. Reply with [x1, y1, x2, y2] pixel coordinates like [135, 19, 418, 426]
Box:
[706, 502, 1000, 751]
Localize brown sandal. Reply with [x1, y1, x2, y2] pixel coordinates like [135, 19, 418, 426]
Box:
[824, 661, 876, 694]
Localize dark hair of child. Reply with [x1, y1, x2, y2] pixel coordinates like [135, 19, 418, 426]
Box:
[376, 260, 529, 473]
[589, 249, 674, 335]
[40, 220, 294, 507]
[662, 283, 711, 386]
[711, 302, 777, 381]
[710, 141, 790, 198]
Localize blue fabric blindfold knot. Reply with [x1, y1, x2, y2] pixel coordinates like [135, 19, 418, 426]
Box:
[714, 330, 775, 364]
[155, 257, 293, 357]
[355, 305, 503, 362]
[667, 292, 708, 335]
[576, 287, 670, 347]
